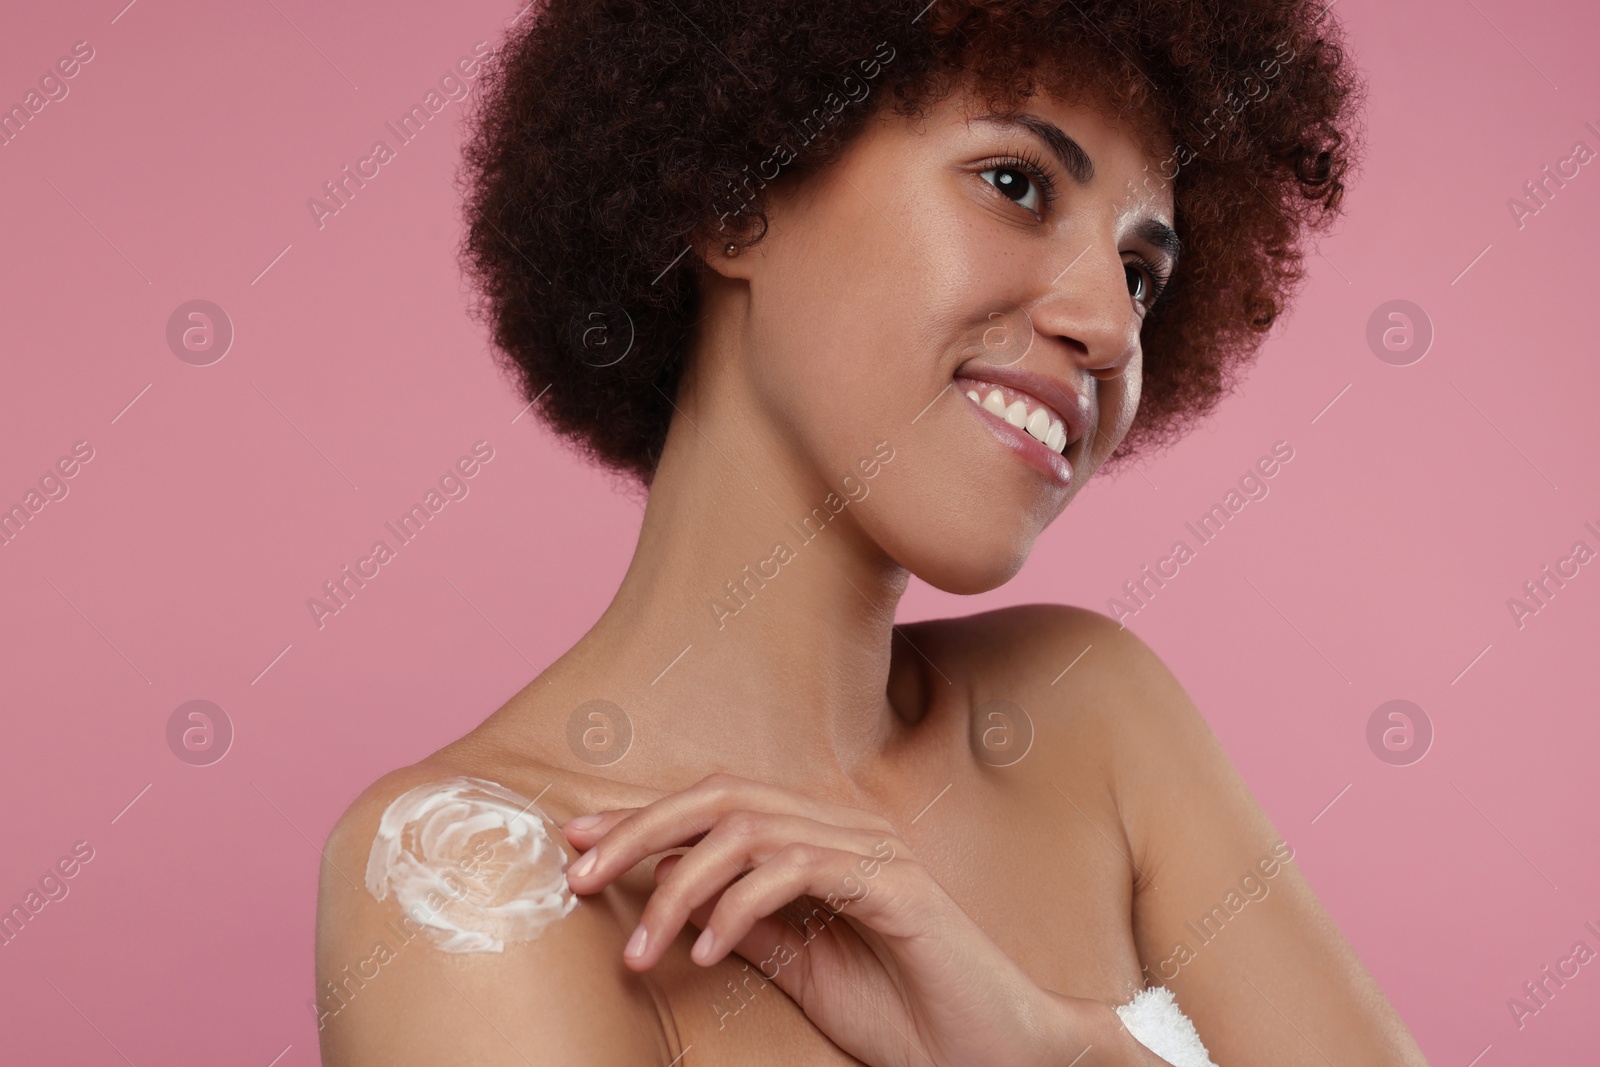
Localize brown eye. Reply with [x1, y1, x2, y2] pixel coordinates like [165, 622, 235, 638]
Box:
[980, 166, 1045, 214]
[1125, 262, 1149, 303]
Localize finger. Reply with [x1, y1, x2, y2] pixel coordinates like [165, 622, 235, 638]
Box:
[565, 773, 896, 894]
[652, 852, 684, 883]
[682, 773, 898, 833]
[558, 806, 640, 846]
[690, 842, 930, 967]
[711, 900, 905, 1027]
[621, 772, 892, 851]
[652, 853, 726, 936]
[619, 813, 893, 969]
[660, 853, 727, 937]
[712, 909, 824, 993]
[664, 858, 770, 952]
[668, 872, 878, 1019]
[562, 805, 715, 892]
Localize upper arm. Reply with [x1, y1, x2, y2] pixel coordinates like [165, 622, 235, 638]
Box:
[314, 771, 670, 1066]
[1070, 612, 1428, 1066]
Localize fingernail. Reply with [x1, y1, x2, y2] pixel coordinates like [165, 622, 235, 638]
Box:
[566, 814, 603, 832]
[569, 850, 598, 879]
[624, 923, 649, 959]
[691, 926, 717, 964]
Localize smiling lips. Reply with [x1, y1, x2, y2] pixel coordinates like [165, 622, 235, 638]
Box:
[957, 378, 1072, 454]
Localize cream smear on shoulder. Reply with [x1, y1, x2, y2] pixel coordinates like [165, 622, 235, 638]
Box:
[364, 776, 578, 953]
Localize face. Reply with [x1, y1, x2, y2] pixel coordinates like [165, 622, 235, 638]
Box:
[699, 74, 1177, 594]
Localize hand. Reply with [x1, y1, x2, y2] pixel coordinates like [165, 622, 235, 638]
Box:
[559, 772, 1163, 1067]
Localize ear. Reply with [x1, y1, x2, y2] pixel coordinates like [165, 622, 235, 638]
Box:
[690, 213, 764, 280]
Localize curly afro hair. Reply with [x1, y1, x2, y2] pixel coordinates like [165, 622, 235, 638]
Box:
[458, 0, 1365, 486]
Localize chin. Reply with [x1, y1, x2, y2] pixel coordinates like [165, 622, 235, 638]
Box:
[845, 410, 1086, 594]
[916, 551, 1034, 597]
[856, 485, 1049, 596]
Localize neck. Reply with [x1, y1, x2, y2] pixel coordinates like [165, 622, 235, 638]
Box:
[526, 329, 920, 794]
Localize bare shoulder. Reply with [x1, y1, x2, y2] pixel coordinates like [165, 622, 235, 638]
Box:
[925, 601, 1310, 902]
[896, 602, 1209, 873]
[928, 603, 1283, 896]
[952, 602, 1238, 801]
[904, 602, 1243, 856]
[314, 758, 673, 1066]
[898, 601, 1198, 757]
[900, 600, 1169, 690]
[910, 604, 1427, 1063]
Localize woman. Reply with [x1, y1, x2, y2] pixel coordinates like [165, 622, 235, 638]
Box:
[315, 0, 1429, 1063]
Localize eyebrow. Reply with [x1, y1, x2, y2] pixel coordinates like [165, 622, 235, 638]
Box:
[974, 112, 1095, 185]
[974, 110, 1182, 269]
[1136, 218, 1182, 270]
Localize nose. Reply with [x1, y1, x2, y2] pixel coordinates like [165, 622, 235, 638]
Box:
[1025, 239, 1140, 382]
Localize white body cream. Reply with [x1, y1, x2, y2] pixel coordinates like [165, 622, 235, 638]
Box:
[364, 776, 578, 953]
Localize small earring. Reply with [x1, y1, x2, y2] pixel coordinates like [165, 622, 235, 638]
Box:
[724, 242, 740, 257]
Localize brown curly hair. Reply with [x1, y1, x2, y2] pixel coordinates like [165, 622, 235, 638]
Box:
[458, 0, 1364, 485]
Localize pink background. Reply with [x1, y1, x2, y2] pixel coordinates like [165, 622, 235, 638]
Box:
[2, 0, 1597, 1062]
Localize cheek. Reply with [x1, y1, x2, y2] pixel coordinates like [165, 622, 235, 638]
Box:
[747, 230, 952, 450]
[848, 391, 1065, 595]
[1117, 357, 1143, 428]
[745, 281, 889, 448]
[1091, 349, 1143, 461]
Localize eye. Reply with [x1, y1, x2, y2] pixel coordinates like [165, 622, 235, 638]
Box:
[1126, 263, 1152, 302]
[980, 165, 1045, 214]
[978, 148, 1059, 218]
[1124, 255, 1172, 312]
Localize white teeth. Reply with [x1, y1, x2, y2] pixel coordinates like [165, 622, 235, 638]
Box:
[1045, 420, 1066, 452]
[962, 381, 1072, 455]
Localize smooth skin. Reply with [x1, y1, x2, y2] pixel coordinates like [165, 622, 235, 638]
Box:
[315, 73, 1431, 1066]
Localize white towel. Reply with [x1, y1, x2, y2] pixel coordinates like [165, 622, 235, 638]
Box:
[1115, 986, 1220, 1067]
